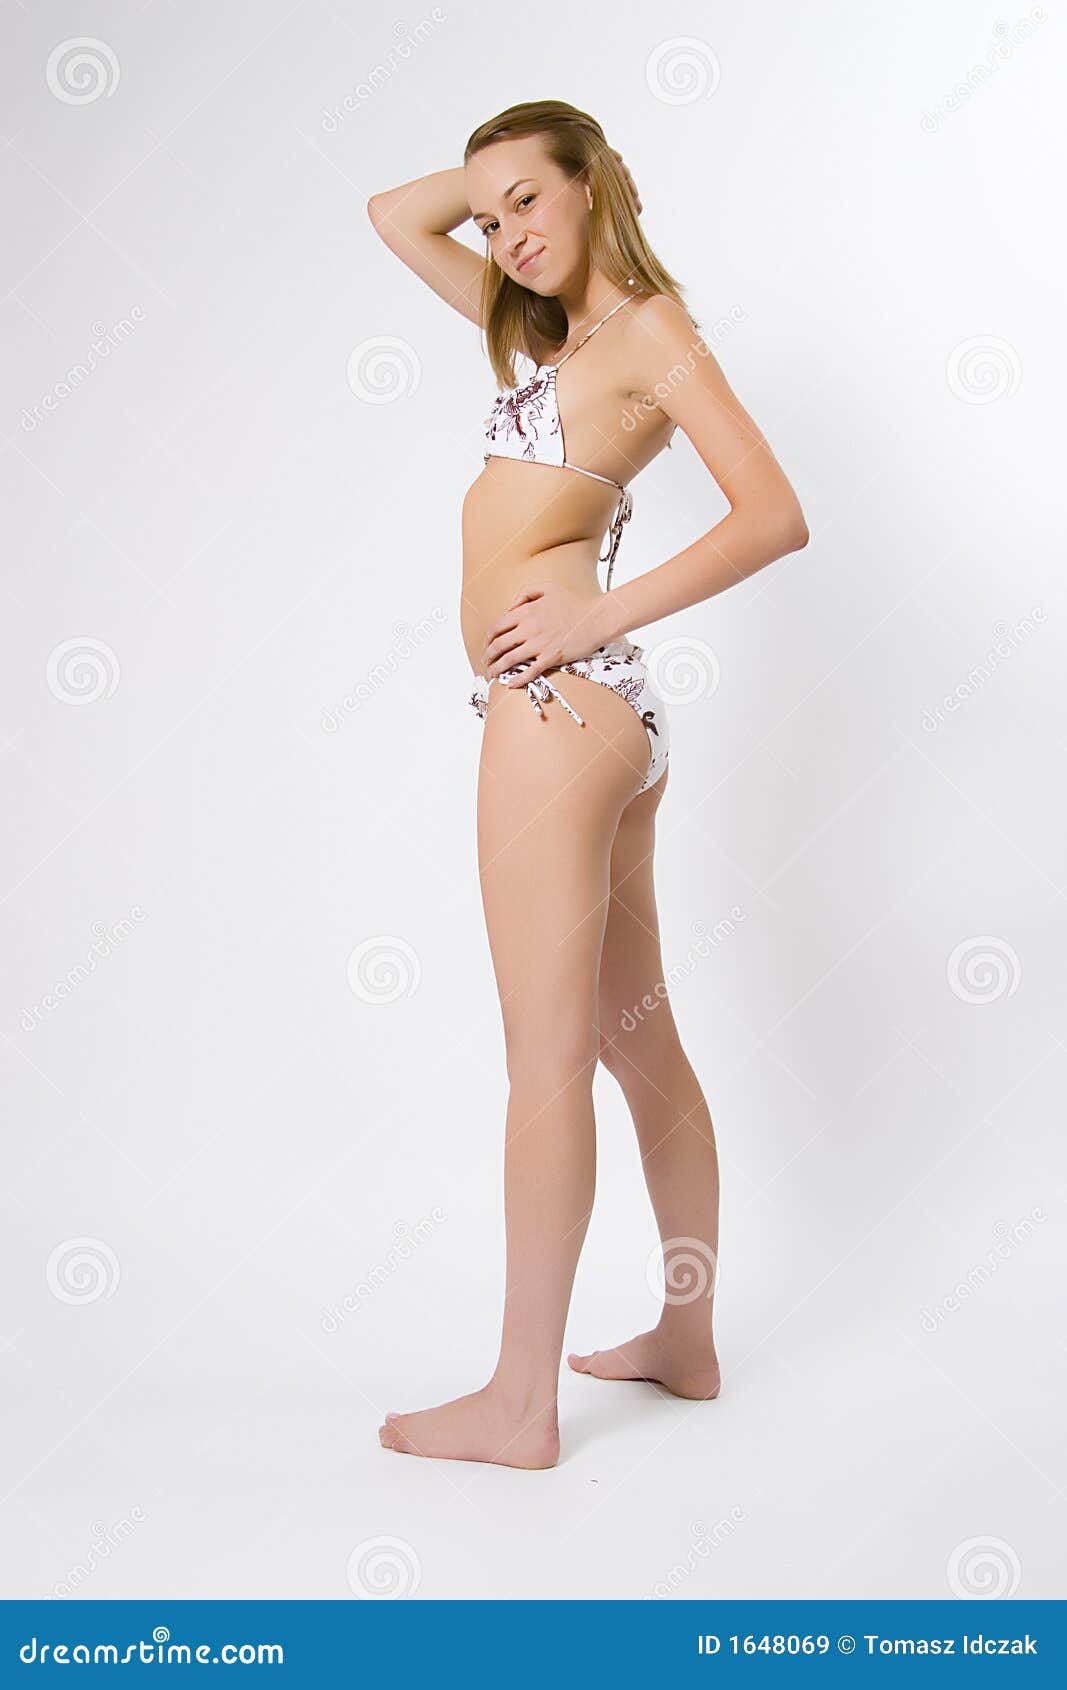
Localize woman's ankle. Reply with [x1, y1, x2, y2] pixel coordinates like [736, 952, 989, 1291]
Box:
[487, 1370, 560, 1425]
[654, 1312, 719, 1356]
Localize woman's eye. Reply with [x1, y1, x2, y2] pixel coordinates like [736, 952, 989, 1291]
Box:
[481, 195, 533, 236]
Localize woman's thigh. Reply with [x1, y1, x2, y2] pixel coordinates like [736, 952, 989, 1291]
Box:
[476, 674, 651, 1066]
[596, 765, 682, 1073]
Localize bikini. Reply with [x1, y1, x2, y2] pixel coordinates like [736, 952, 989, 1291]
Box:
[468, 295, 670, 795]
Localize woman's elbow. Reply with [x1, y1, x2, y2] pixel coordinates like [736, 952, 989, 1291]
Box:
[777, 497, 809, 553]
[788, 515, 810, 551]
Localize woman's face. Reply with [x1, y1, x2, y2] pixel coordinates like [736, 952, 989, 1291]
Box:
[466, 136, 589, 294]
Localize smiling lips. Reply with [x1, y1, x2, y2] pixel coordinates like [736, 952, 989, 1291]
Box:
[516, 248, 544, 273]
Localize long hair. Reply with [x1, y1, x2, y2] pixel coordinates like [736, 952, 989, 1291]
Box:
[465, 100, 693, 388]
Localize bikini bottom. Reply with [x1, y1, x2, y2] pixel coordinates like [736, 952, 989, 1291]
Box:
[468, 635, 669, 796]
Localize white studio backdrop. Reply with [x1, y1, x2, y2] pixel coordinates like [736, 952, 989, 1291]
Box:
[1, 0, 1063, 1601]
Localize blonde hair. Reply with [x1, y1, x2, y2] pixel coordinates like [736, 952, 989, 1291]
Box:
[465, 100, 694, 388]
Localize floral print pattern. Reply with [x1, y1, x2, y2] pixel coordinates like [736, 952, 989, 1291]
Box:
[483, 368, 561, 462]
[469, 637, 670, 795]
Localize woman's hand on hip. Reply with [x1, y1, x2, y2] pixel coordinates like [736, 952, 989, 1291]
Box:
[481, 585, 611, 683]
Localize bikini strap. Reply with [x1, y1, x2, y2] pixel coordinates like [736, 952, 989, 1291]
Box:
[555, 295, 633, 367]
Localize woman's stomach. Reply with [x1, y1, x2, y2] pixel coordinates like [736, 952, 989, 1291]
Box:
[461, 460, 616, 676]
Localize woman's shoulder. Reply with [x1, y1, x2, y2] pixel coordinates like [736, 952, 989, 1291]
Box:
[626, 291, 698, 334]
[621, 292, 704, 367]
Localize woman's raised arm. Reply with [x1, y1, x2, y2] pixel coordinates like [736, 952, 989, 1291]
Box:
[367, 167, 485, 326]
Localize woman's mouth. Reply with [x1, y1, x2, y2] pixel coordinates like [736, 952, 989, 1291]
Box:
[516, 248, 544, 274]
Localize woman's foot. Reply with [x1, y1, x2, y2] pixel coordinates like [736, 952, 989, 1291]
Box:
[377, 1382, 560, 1469]
[567, 1327, 721, 1400]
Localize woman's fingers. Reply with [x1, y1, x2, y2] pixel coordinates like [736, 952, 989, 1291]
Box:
[610, 147, 643, 214]
[490, 643, 534, 679]
[483, 623, 523, 664]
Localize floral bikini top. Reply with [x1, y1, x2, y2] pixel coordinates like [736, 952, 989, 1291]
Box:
[482, 296, 636, 591]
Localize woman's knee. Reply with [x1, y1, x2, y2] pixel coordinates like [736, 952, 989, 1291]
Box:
[504, 1019, 599, 1093]
[598, 1001, 685, 1084]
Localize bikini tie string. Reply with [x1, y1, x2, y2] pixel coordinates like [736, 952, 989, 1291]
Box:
[600, 487, 633, 593]
[516, 670, 585, 725]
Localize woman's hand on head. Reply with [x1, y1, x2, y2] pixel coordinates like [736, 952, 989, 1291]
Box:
[610, 148, 642, 216]
[481, 585, 611, 683]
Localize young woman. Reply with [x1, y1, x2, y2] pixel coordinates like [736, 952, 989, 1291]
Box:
[367, 100, 808, 1470]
